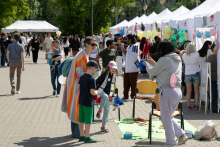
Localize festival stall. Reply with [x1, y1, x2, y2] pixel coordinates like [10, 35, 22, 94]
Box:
[168, 0, 219, 41]
[126, 16, 140, 34]
[1, 20, 59, 32]
[161, 5, 190, 30]
[109, 20, 128, 34]
[193, 2, 220, 110]
[144, 8, 171, 31]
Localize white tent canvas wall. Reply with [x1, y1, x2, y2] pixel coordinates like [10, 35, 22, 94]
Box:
[169, 0, 219, 30]
[125, 16, 140, 34]
[194, 0, 220, 28]
[161, 5, 190, 30]
[144, 8, 171, 30]
[109, 20, 128, 34]
[1, 20, 59, 32]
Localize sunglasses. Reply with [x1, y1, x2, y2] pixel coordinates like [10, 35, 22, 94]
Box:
[90, 43, 97, 47]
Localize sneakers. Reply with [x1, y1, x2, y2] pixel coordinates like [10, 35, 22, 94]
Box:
[79, 136, 84, 142]
[15, 91, 20, 94]
[84, 137, 97, 143]
[195, 106, 199, 110]
[11, 86, 15, 95]
[56, 94, 60, 97]
[122, 98, 128, 101]
[187, 106, 192, 110]
[53, 91, 56, 96]
[177, 134, 188, 146]
[160, 145, 177, 147]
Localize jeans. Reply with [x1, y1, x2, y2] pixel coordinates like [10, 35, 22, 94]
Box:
[100, 91, 110, 126]
[1, 50, 7, 66]
[9, 62, 22, 91]
[71, 121, 80, 137]
[211, 81, 217, 102]
[50, 65, 61, 94]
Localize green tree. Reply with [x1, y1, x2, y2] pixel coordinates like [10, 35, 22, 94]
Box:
[50, 0, 135, 36]
[0, 0, 30, 31]
[169, 0, 201, 11]
[26, 0, 40, 19]
[100, 22, 112, 34]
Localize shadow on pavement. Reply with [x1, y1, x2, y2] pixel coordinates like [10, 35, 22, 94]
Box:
[0, 94, 12, 97]
[18, 95, 54, 100]
[14, 135, 83, 147]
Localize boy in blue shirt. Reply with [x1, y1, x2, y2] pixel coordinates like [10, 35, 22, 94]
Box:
[77, 60, 99, 143]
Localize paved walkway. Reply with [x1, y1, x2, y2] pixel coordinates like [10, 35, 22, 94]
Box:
[0, 51, 220, 147]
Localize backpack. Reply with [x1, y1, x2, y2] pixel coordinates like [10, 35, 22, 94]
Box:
[62, 56, 74, 77]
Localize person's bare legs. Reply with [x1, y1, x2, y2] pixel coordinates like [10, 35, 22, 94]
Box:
[186, 83, 192, 106]
[79, 123, 84, 137]
[85, 124, 91, 138]
[193, 83, 200, 107]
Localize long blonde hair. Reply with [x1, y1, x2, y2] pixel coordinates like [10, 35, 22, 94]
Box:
[186, 42, 196, 56]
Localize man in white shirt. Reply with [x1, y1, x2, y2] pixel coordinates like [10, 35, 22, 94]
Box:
[104, 33, 112, 49]
[95, 33, 100, 44]
[20, 33, 26, 47]
[44, 33, 53, 53]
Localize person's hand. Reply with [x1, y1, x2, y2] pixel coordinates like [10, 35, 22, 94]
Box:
[32, 48, 35, 51]
[22, 66, 25, 71]
[148, 57, 156, 67]
[0, 52, 1, 57]
[143, 61, 147, 66]
[94, 90, 98, 95]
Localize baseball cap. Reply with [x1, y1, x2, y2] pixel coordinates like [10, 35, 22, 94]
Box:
[108, 61, 117, 69]
[86, 60, 99, 69]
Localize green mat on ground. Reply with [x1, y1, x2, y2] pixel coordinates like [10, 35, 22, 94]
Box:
[114, 118, 197, 139]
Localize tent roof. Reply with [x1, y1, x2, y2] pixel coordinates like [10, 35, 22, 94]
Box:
[194, 0, 220, 28]
[1, 20, 59, 32]
[137, 12, 157, 25]
[127, 16, 140, 27]
[161, 5, 190, 29]
[109, 20, 128, 32]
[169, 0, 219, 29]
[143, 8, 171, 24]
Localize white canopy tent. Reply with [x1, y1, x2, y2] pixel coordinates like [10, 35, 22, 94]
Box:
[169, 0, 219, 30]
[1, 20, 59, 32]
[109, 20, 128, 34]
[124, 16, 140, 34]
[194, 0, 220, 28]
[144, 8, 171, 30]
[161, 6, 190, 30]
[135, 12, 158, 31]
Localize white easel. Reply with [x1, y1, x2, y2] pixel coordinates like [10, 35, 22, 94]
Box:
[199, 62, 212, 114]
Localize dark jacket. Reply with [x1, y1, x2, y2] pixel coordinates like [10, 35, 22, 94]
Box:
[31, 40, 40, 50]
[70, 39, 80, 51]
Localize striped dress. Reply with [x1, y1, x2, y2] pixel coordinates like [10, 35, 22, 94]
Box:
[61, 49, 89, 123]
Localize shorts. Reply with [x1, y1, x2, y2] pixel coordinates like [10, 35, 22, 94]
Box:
[184, 72, 200, 83]
[79, 105, 93, 124]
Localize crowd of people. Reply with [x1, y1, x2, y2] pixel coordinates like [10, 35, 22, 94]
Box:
[0, 30, 218, 147]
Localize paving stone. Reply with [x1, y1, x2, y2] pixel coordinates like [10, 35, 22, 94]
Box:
[0, 51, 219, 147]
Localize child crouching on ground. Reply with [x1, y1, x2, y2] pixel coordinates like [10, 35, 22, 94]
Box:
[96, 61, 117, 133]
[77, 60, 99, 143]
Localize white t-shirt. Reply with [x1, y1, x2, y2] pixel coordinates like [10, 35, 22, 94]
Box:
[104, 37, 110, 49]
[96, 36, 100, 43]
[198, 49, 213, 68]
[26, 38, 31, 45]
[182, 52, 200, 75]
[20, 36, 26, 46]
[44, 37, 53, 49]
[125, 42, 140, 73]
[89, 43, 99, 58]
[62, 41, 69, 48]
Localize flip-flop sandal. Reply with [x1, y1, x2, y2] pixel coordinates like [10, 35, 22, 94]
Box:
[96, 110, 102, 118]
[101, 127, 109, 133]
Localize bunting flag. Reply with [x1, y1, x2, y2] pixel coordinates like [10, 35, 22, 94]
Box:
[155, 22, 161, 32]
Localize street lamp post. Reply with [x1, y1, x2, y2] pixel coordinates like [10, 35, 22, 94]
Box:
[196, 0, 198, 7]
[111, 7, 122, 25]
[160, 0, 166, 10]
[92, 0, 93, 35]
[143, 3, 148, 15]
